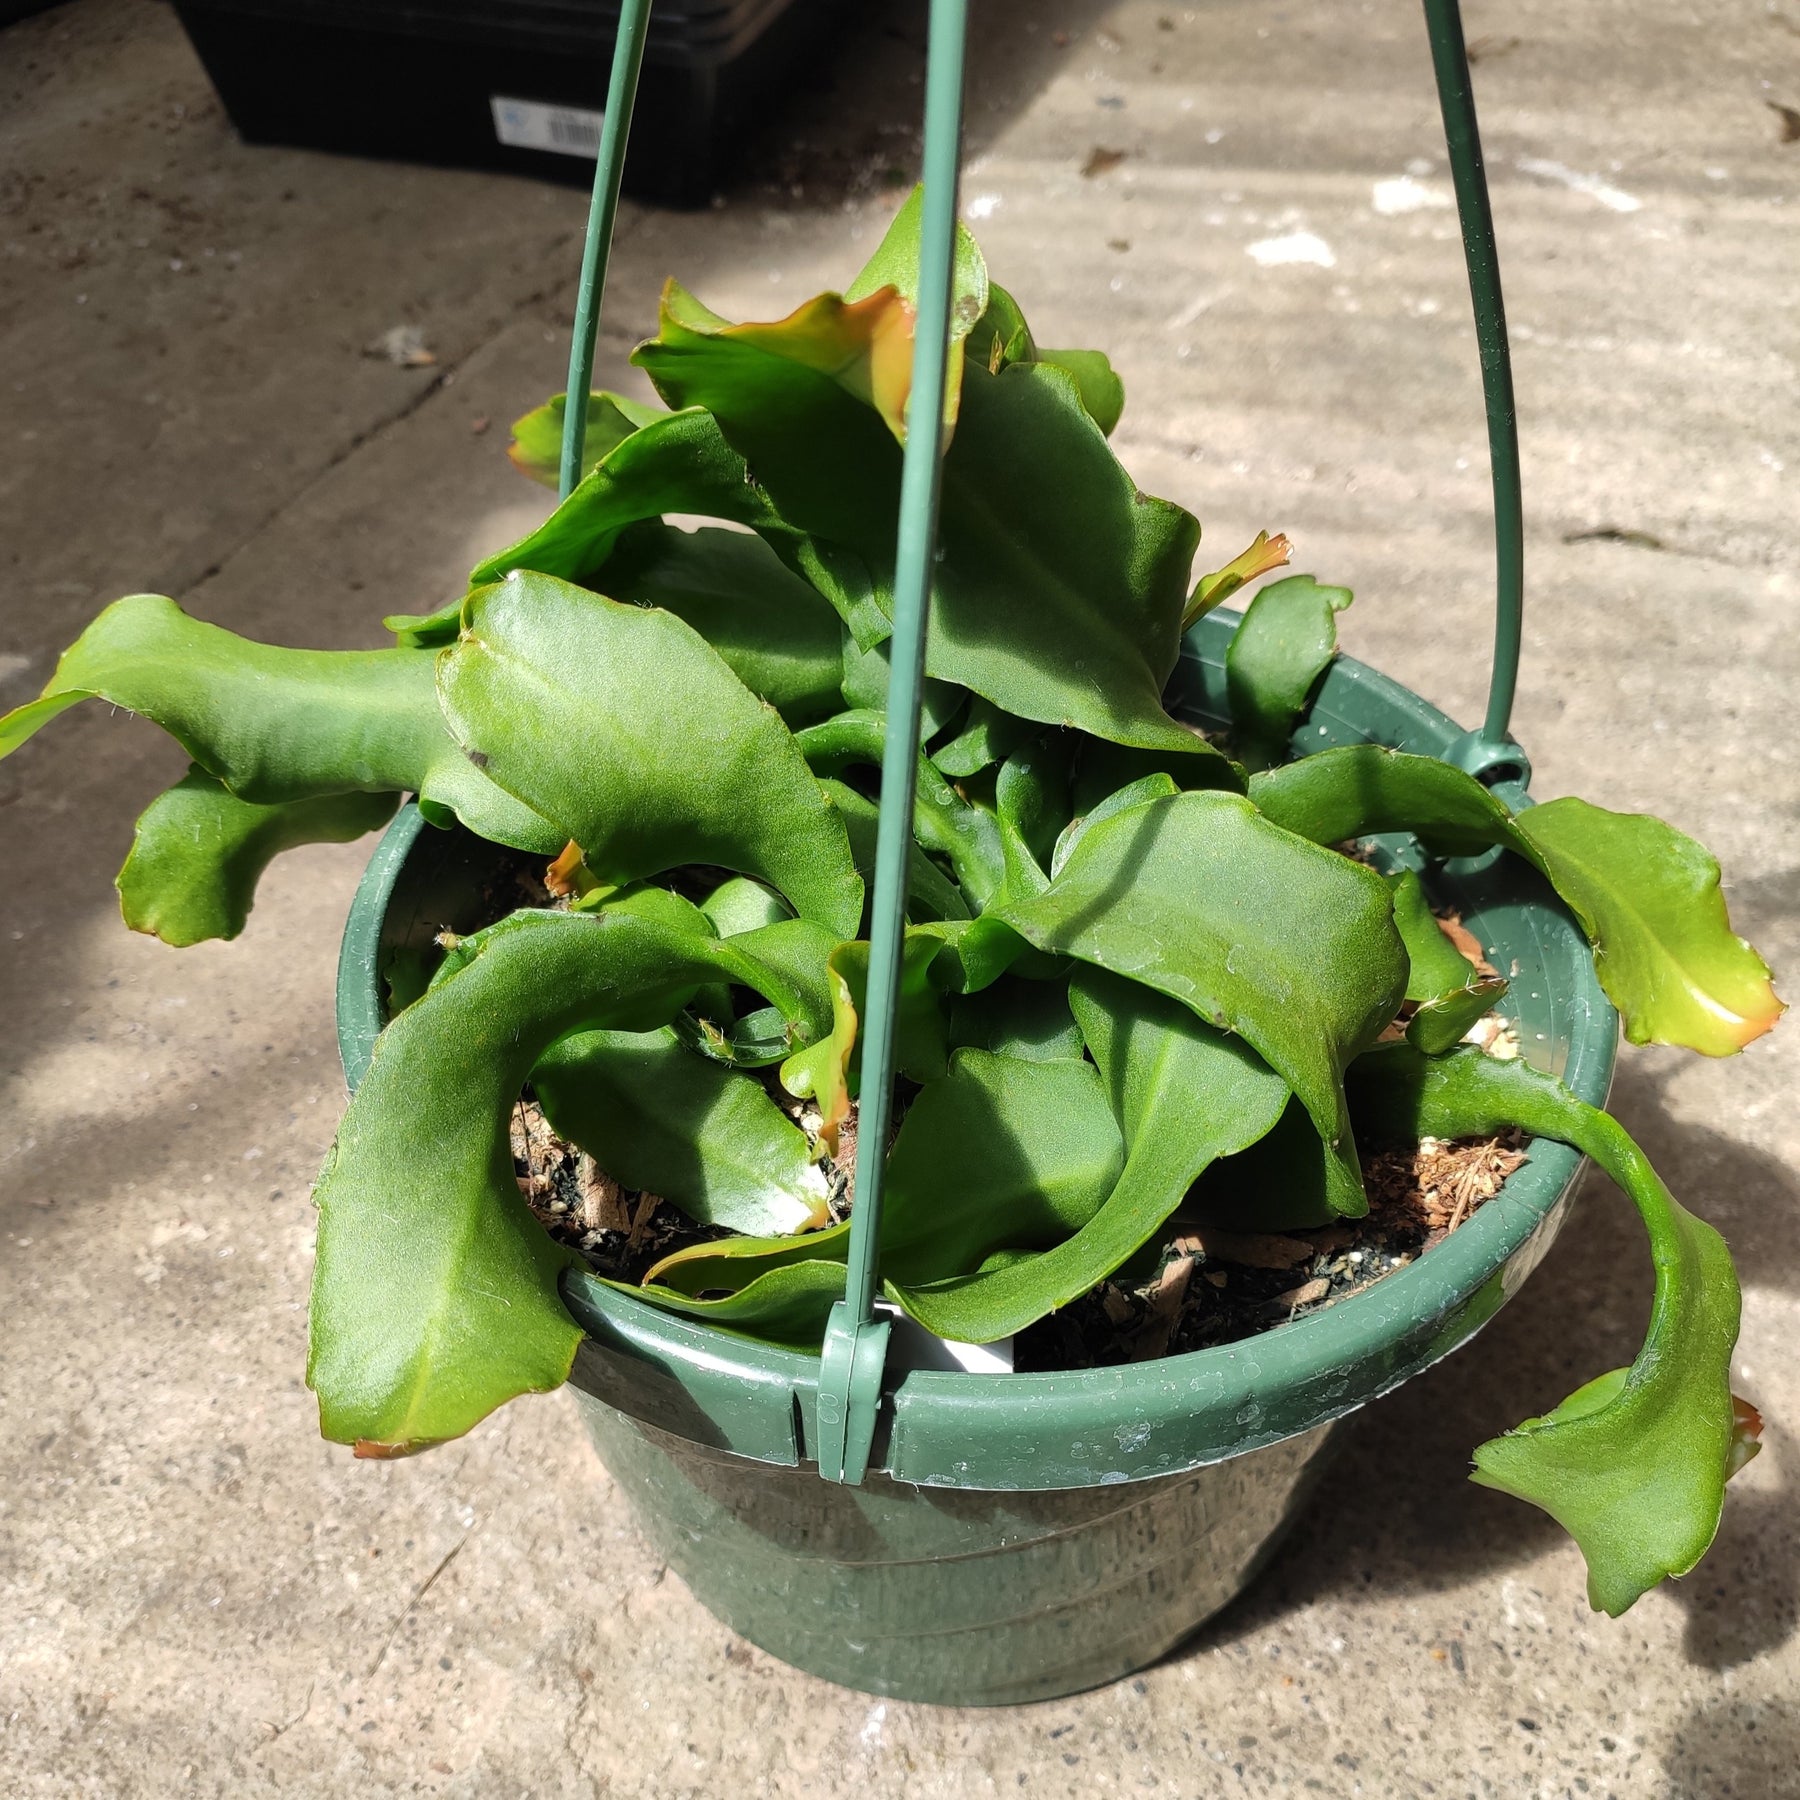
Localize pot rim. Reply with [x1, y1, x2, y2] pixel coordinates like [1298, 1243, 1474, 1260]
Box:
[335, 614, 1618, 1490]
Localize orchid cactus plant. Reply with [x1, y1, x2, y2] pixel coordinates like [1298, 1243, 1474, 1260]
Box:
[3, 196, 1781, 1617]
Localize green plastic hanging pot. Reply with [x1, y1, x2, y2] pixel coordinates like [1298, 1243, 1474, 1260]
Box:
[335, 615, 1619, 1705]
[329, 0, 1606, 1711]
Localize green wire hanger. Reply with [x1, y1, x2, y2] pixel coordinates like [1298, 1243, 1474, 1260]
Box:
[557, 0, 1529, 1486]
[1423, 0, 1531, 791]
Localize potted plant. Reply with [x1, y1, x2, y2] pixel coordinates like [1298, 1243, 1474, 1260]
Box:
[2, 195, 1778, 1704]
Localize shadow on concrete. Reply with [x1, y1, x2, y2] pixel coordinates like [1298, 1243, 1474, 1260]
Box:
[1662, 1692, 1800, 1800]
[1179, 1053, 1799, 1670]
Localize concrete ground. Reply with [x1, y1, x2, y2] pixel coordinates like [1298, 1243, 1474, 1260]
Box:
[2, 0, 1796, 1792]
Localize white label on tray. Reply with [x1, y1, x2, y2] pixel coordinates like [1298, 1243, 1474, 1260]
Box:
[490, 96, 603, 160]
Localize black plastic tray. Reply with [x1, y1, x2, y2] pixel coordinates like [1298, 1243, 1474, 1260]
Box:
[170, 0, 841, 206]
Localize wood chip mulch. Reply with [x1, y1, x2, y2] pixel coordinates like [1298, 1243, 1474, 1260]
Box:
[511, 1100, 731, 1283]
[512, 1093, 873, 1282]
[1013, 1130, 1528, 1371]
[1363, 1131, 1528, 1235]
[514, 1087, 1529, 1362]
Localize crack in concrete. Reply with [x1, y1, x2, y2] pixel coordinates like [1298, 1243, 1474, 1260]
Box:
[184, 208, 649, 610]
[368, 1531, 472, 1680]
[256, 1678, 315, 1744]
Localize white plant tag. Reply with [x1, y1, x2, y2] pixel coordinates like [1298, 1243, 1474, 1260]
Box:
[875, 1301, 1015, 1375]
[490, 96, 604, 160]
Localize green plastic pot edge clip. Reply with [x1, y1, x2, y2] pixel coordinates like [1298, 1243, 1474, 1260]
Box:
[554, 0, 1534, 1485]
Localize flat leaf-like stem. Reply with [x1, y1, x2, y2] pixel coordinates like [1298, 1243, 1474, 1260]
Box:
[931, 696, 1038, 780]
[469, 405, 757, 587]
[1249, 742, 1513, 854]
[999, 789, 1409, 1218]
[948, 977, 1085, 1063]
[0, 595, 560, 853]
[1033, 348, 1125, 435]
[1349, 1044, 1743, 1615]
[504, 389, 663, 489]
[878, 1049, 1124, 1284]
[465, 406, 887, 648]
[1405, 977, 1510, 1056]
[1250, 746, 1783, 1054]
[922, 360, 1217, 757]
[639, 1049, 1124, 1345]
[119, 769, 397, 945]
[796, 709, 1043, 911]
[595, 521, 846, 728]
[628, 1227, 854, 1349]
[1511, 798, 1784, 1056]
[636, 286, 1219, 757]
[310, 908, 828, 1452]
[1186, 1093, 1342, 1233]
[440, 571, 862, 937]
[843, 183, 989, 376]
[819, 779, 970, 925]
[995, 733, 1075, 869]
[893, 971, 1288, 1341]
[698, 874, 792, 938]
[961, 279, 1127, 435]
[778, 934, 948, 1156]
[662, 280, 925, 444]
[1223, 575, 1353, 771]
[533, 1025, 830, 1235]
[1388, 869, 1479, 1003]
[1050, 772, 1180, 880]
[838, 634, 964, 736]
[1383, 868, 1509, 1056]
